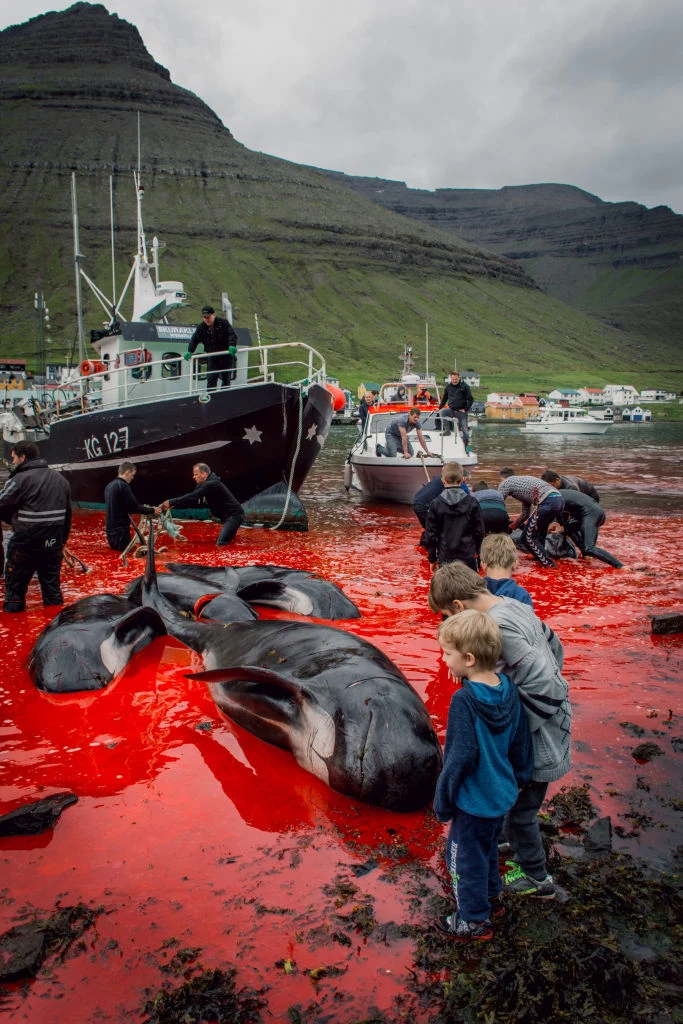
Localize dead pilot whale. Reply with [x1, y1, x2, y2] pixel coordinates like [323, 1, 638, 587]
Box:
[164, 562, 361, 619]
[142, 529, 442, 811]
[27, 595, 167, 693]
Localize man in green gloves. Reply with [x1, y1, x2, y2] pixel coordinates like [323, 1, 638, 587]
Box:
[184, 305, 238, 390]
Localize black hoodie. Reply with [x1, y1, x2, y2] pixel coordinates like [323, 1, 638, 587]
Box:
[424, 486, 484, 565]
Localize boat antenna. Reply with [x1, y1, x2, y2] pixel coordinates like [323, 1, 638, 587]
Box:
[425, 321, 429, 377]
[109, 175, 118, 325]
[71, 172, 86, 364]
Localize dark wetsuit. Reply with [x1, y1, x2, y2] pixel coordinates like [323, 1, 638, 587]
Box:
[559, 489, 623, 568]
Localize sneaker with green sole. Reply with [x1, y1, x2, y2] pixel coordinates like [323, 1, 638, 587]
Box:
[502, 863, 555, 899]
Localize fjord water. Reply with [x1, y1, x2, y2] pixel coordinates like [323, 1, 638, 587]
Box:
[0, 418, 680, 1022]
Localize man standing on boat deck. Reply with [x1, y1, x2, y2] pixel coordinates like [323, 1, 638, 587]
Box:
[160, 462, 244, 546]
[383, 407, 436, 459]
[185, 306, 238, 391]
[438, 371, 474, 450]
[0, 441, 71, 612]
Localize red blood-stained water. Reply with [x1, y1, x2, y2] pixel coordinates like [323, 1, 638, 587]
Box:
[1, 421, 682, 1022]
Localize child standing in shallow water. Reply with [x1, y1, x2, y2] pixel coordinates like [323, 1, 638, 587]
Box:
[434, 610, 533, 941]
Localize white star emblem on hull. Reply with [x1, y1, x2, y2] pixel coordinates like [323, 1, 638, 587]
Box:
[243, 425, 263, 445]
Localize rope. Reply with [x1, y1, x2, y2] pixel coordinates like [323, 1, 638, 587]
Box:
[268, 386, 304, 530]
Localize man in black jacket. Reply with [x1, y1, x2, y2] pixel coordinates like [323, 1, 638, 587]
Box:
[0, 441, 72, 612]
[558, 489, 623, 568]
[438, 371, 474, 448]
[185, 305, 238, 390]
[161, 463, 244, 546]
[424, 462, 485, 570]
[104, 461, 155, 551]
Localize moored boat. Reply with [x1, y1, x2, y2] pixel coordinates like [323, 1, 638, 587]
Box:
[523, 405, 610, 435]
[1, 171, 334, 524]
[345, 357, 478, 504]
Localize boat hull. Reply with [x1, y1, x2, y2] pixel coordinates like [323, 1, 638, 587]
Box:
[523, 422, 609, 435]
[25, 382, 332, 507]
[350, 457, 447, 503]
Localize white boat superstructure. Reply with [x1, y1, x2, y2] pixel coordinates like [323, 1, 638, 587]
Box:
[345, 373, 478, 503]
[524, 406, 610, 435]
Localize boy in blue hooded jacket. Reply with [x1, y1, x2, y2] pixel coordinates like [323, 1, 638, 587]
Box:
[434, 610, 533, 940]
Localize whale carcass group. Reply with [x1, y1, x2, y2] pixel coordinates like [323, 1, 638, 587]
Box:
[27, 532, 442, 812]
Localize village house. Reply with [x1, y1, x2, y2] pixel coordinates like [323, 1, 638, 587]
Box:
[486, 391, 517, 405]
[547, 387, 582, 406]
[577, 386, 605, 405]
[485, 396, 525, 420]
[639, 389, 677, 402]
[603, 384, 640, 405]
[460, 369, 480, 388]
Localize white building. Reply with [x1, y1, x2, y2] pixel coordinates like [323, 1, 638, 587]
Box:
[640, 389, 676, 402]
[603, 384, 639, 405]
[577, 387, 605, 405]
[486, 392, 517, 405]
[461, 370, 480, 388]
[547, 388, 582, 406]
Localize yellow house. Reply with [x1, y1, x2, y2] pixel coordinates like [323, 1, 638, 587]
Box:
[485, 398, 525, 420]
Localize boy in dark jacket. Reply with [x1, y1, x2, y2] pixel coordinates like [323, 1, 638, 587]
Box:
[425, 462, 484, 571]
[434, 609, 533, 940]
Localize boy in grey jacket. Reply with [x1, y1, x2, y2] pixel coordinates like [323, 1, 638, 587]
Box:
[429, 561, 572, 899]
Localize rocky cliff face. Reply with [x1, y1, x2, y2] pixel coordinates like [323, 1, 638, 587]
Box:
[0, 2, 534, 358]
[325, 173, 683, 340]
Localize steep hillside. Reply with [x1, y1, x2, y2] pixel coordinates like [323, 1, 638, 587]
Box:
[325, 173, 683, 358]
[0, 3, 678, 390]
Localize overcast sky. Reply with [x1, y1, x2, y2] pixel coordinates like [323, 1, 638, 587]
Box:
[2, 0, 682, 213]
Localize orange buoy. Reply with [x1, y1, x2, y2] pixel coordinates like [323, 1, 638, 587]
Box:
[80, 360, 106, 376]
[325, 383, 346, 412]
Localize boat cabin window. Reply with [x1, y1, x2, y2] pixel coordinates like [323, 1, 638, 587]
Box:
[102, 353, 111, 381]
[161, 352, 182, 379]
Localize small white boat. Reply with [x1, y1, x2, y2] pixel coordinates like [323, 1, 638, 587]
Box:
[524, 406, 610, 435]
[345, 361, 478, 504]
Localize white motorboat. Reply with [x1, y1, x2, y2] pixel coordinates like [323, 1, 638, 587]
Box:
[344, 365, 478, 504]
[523, 406, 610, 435]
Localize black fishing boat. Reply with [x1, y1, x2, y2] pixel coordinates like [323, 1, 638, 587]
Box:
[2, 170, 334, 525]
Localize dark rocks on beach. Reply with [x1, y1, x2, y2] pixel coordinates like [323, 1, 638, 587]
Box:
[0, 905, 99, 983]
[651, 611, 683, 635]
[631, 742, 664, 762]
[584, 816, 613, 856]
[0, 792, 77, 836]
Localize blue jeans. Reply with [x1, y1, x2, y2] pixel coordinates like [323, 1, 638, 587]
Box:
[446, 809, 504, 923]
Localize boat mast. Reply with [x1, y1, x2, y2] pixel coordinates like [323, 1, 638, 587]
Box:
[71, 172, 86, 364]
[425, 322, 429, 378]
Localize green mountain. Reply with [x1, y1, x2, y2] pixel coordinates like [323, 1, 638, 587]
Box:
[0, 2, 680, 393]
[325, 174, 683, 369]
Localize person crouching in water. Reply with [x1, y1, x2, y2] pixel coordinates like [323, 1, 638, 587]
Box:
[433, 610, 533, 940]
[160, 462, 244, 546]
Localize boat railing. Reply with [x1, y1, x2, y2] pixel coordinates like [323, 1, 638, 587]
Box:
[52, 340, 327, 418]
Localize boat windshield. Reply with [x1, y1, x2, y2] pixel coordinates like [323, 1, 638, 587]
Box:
[366, 410, 444, 434]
